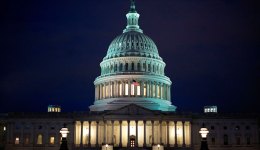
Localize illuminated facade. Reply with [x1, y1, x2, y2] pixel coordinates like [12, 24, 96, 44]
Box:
[90, 0, 176, 112]
[0, 1, 259, 150]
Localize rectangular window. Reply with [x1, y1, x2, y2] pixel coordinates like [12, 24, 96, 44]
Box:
[125, 83, 129, 95]
[50, 136, 55, 145]
[157, 85, 160, 98]
[236, 137, 240, 145]
[137, 85, 140, 96]
[106, 85, 108, 97]
[15, 137, 19, 144]
[144, 84, 146, 96]
[103, 86, 105, 98]
[247, 137, 250, 145]
[110, 84, 113, 97]
[131, 84, 135, 95]
[224, 135, 228, 145]
[153, 84, 155, 97]
[211, 137, 215, 145]
[25, 137, 29, 144]
[119, 83, 122, 96]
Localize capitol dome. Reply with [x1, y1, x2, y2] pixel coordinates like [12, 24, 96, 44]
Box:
[89, 1, 176, 112]
[104, 31, 162, 60]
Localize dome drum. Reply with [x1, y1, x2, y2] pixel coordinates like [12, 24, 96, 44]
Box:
[100, 57, 165, 76]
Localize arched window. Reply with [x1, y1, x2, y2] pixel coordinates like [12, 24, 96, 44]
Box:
[125, 63, 128, 71]
[37, 134, 43, 145]
[224, 134, 228, 145]
[148, 64, 151, 72]
[153, 64, 155, 72]
[111, 65, 114, 73]
[131, 62, 134, 70]
[114, 64, 118, 72]
[143, 63, 146, 71]
[137, 63, 141, 71]
[119, 63, 123, 71]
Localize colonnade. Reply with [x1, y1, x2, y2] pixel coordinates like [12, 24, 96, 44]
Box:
[95, 80, 171, 101]
[101, 60, 164, 76]
[74, 120, 191, 148]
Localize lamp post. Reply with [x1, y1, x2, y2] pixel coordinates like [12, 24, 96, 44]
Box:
[106, 144, 108, 150]
[59, 124, 70, 150]
[157, 144, 160, 150]
[199, 123, 209, 150]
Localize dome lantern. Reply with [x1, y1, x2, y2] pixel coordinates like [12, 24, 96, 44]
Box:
[123, 0, 143, 33]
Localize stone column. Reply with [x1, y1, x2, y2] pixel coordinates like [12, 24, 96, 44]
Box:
[150, 82, 153, 98]
[182, 121, 185, 147]
[119, 121, 122, 147]
[122, 81, 125, 96]
[135, 120, 138, 147]
[100, 84, 103, 99]
[128, 80, 131, 97]
[159, 121, 162, 144]
[134, 81, 137, 96]
[97, 85, 99, 100]
[108, 82, 111, 98]
[88, 121, 91, 147]
[80, 121, 84, 148]
[140, 81, 143, 97]
[155, 83, 158, 98]
[174, 121, 177, 147]
[103, 121, 106, 144]
[160, 84, 162, 99]
[112, 121, 114, 145]
[167, 121, 169, 147]
[96, 121, 99, 147]
[144, 121, 146, 147]
[115, 81, 118, 97]
[147, 82, 149, 97]
[127, 120, 130, 147]
[152, 121, 154, 145]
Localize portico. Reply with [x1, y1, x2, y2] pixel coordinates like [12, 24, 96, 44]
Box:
[74, 105, 191, 148]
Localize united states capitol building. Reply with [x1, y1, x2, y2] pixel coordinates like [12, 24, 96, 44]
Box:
[0, 1, 259, 150]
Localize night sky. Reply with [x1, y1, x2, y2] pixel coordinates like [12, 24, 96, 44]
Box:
[1, 0, 259, 113]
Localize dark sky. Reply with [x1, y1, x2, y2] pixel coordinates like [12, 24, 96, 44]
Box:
[0, 0, 259, 113]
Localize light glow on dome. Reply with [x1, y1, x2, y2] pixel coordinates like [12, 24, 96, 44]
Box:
[90, 0, 176, 112]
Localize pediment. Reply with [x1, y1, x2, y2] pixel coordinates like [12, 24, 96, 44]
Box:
[104, 104, 163, 116]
